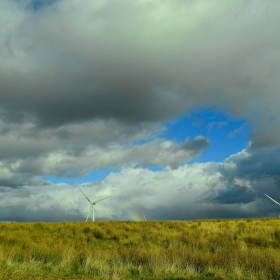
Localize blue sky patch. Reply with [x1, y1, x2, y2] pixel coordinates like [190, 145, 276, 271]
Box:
[42, 167, 114, 184]
[162, 107, 249, 162]
[29, 0, 57, 11]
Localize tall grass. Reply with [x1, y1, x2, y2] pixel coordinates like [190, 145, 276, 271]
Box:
[0, 219, 279, 279]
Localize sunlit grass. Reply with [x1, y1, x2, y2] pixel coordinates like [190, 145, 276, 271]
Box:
[0, 219, 279, 279]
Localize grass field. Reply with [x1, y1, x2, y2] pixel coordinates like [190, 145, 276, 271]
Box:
[0, 218, 280, 279]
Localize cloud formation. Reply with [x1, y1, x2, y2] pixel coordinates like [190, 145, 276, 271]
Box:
[0, 0, 279, 221]
[1, 147, 280, 222]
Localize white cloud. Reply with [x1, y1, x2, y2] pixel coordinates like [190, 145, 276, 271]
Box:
[1, 146, 280, 221]
[9, 135, 209, 177]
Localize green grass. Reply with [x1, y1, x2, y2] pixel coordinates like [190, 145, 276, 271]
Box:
[0, 219, 280, 279]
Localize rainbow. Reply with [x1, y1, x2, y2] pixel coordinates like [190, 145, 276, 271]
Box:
[123, 207, 144, 221]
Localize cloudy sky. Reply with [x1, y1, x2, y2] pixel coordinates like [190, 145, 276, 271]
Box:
[0, 0, 280, 221]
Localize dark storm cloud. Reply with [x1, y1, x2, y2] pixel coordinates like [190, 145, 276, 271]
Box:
[205, 147, 280, 214]
[0, 0, 279, 149]
[209, 185, 255, 205]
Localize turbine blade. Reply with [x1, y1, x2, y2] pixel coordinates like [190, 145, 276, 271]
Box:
[265, 194, 280, 206]
[78, 187, 92, 203]
[92, 195, 112, 204]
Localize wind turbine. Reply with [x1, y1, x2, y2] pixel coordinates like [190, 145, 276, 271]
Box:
[78, 187, 111, 221]
[142, 209, 147, 221]
[265, 194, 280, 217]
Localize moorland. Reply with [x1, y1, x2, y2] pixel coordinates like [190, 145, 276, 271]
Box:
[0, 219, 280, 279]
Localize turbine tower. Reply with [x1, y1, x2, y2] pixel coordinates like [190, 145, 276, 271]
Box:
[78, 187, 111, 221]
[265, 193, 280, 217]
[142, 209, 147, 221]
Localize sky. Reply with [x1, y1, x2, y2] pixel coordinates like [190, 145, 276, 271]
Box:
[0, 0, 280, 221]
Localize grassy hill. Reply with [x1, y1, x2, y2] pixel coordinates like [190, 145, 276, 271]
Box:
[0, 219, 280, 279]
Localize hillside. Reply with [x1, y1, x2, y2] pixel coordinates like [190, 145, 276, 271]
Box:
[0, 219, 280, 279]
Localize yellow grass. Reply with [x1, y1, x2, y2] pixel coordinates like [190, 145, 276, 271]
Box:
[0, 219, 280, 279]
